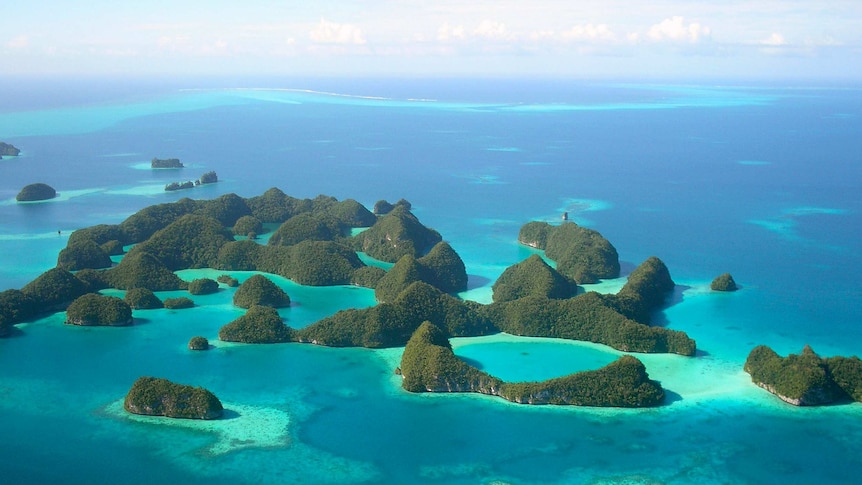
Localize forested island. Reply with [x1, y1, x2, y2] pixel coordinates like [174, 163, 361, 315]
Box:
[165, 171, 219, 191]
[16, 183, 57, 202]
[151, 157, 183, 168]
[0, 188, 701, 406]
[745, 345, 862, 406]
[124, 376, 223, 419]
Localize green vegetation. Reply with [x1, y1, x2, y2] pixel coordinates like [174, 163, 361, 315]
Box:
[164, 297, 194, 309]
[745, 345, 862, 406]
[233, 215, 264, 237]
[72, 269, 109, 292]
[16, 183, 57, 202]
[124, 376, 223, 419]
[351, 206, 442, 263]
[219, 305, 294, 343]
[373, 198, 411, 215]
[233, 274, 290, 309]
[1, 142, 21, 157]
[492, 254, 575, 302]
[245, 187, 311, 223]
[65, 293, 133, 326]
[188, 336, 209, 350]
[374, 242, 466, 302]
[101, 239, 125, 256]
[282, 240, 364, 286]
[165, 181, 195, 191]
[188, 278, 219, 295]
[0, 289, 38, 327]
[136, 214, 233, 270]
[711, 273, 738, 292]
[21, 267, 89, 310]
[399, 322, 664, 407]
[124, 288, 163, 309]
[518, 221, 619, 284]
[298, 282, 495, 348]
[268, 213, 341, 246]
[350, 266, 386, 288]
[195, 193, 251, 227]
[57, 238, 112, 271]
[374, 254, 422, 303]
[104, 250, 186, 291]
[217, 274, 239, 287]
[151, 158, 183, 168]
[198, 171, 218, 184]
[603, 256, 675, 324]
[486, 292, 695, 356]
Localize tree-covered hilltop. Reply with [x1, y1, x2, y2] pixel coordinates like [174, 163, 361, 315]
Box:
[188, 278, 219, 295]
[218, 305, 294, 343]
[124, 376, 223, 419]
[400, 321, 503, 394]
[711, 273, 738, 292]
[164, 297, 194, 309]
[268, 212, 342, 246]
[16, 183, 57, 202]
[124, 288, 163, 309]
[517, 221, 620, 284]
[492, 254, 576, 302]
[21, 267, 89, 310]
[399, 322, 665, 407]
[135, 214, 234, 270]
[374, 241, 468, 302]
[65, 293, 133, 326]
[57, 238, 113, 271]
[233, 274, 290, 309]
[232, 215, 264, 237]
[744, 345, 862, 406]
[104, 250, 187, 291]
[0, 142, 21, 157]
[151, 157, 183, 168]
[297, 281, 495, 348]
[372, 198, 411, 215]
[602, 256, 675, 325]
[351, 205, 442, 263]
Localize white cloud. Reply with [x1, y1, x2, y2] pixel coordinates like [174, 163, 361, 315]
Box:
[5, 35, 29, 49]
[309, 19, 366, 45]
[437, 22, 466, 41]
[647, 16, 711, 43]
[473, 20, 509, 40]
[761, 33, 787, 46]
[560, 24, 617, 42]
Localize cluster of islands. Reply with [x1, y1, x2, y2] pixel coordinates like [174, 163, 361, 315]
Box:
[1, 187, 860, 420]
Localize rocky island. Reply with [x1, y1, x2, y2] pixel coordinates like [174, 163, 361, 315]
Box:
[151, 157, 183, 168]
[711, 273, 738, 291]
[400, 321, 665, 407]
[124, 376, 223, 419]
[745, 344, 862, 405]
[16, 183, 57, 202]
[65, 293, 133, 326]
[0, 142, 21, 159]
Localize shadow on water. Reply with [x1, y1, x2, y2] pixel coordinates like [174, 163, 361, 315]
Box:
[456, 356, 485, 370]
[466, 274, 492, 290]
[618, 260, 638, 276]
[659, 388, 683, 406]
[220, 409, 242, 420]
[650, 284, 691, 328]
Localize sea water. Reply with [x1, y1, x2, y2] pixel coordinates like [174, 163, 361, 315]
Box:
[1, 77, 861, 484]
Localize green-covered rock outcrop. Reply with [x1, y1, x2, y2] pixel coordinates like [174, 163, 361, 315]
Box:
[518, 221, 619, 284]
[65, 293, 133, 326]
[400, 322, 664, 407]
[233, 274, 290, 309]
[492, 254, 575, 302]
[124, 376, 223, 419]
[352, 206, 442, 263]
[374, 241, 468, 302]
[1, 142, 21, 157]
[16, 183, 57, 202]
[151, 157, 183, 168]
[711, 273, 738, 292]
[219, 305, 294, 343]
[744, 345, 862, 406]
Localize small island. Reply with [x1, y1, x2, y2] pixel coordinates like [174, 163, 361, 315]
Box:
[165, 171, 219, 191]
[188, 336, 209, 350]
[65, 293, 133, 326]
[1, 141, 21, 159]
[151, 157, 183, 169]
[745, 344, 862, 406]
[711, 273, 738, 291]
[124, 376, 223, 419]
[16, 183, 57, 202]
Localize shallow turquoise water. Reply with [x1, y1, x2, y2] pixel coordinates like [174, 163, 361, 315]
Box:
[1, 78, 861, 483]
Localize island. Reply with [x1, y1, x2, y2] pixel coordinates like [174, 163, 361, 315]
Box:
[16, 183, 57, 202]
[0, 142, 21, 159]
[124, 376, 223, 419]
[711, 273, 738, 291]
[219, 305, 294, 343]
[188, 278, 219, 295]
[744, 344, 862, 405]
[518, 221, 620, 284]
[232, 274, 290, 308]
[65, 293, 133, 326]
[151, 157, 183, 169]
[124, 288, 164, 309]
[399, 321, 665, 407]
[188, 336, 209, 350]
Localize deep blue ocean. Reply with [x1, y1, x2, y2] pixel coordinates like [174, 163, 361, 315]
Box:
[1, 77, 861, 484]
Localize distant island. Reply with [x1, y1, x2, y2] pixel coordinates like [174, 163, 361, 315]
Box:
[711, 273, 738, 291]
[124, 376, 223, 419]
[745, 344, 862, 406]
[16, 183, 57, 202]
[0, 142, 21, 159]
[165, 171, 218, 191]
[151, 157, 183, 169]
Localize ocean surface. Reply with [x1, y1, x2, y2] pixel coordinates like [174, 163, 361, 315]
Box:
[1, 77, 861, 484]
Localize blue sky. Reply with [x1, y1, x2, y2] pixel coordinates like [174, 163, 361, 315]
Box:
[3, 1, 861, 80]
